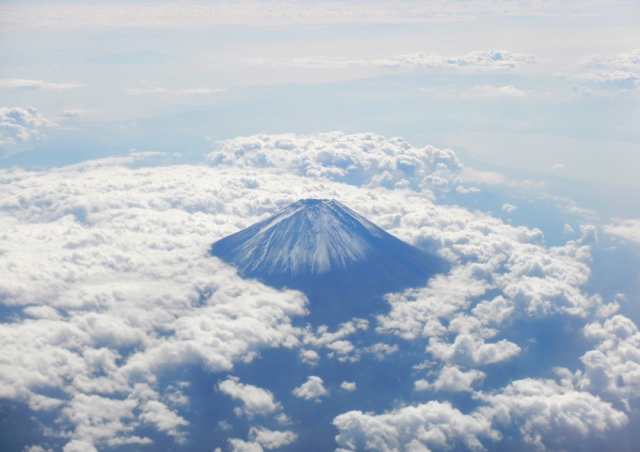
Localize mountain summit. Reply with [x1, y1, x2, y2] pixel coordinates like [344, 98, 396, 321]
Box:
[211, 199, 446, 323]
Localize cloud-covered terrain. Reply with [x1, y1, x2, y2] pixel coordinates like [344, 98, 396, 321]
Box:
[1, 132, 639, 451]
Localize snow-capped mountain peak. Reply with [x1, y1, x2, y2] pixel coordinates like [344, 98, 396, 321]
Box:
[213, 199, 386, 276]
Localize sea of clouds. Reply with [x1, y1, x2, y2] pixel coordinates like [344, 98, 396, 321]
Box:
[1, 132, 638, 451]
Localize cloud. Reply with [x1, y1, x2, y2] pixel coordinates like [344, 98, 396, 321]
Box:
[603, 218, 640, 246]
[579, 315, 640, 407]
[267, 50, 534, 73]
[428, 334, 521, 366]
[218, 378, 283, 418]
[573, 49, 640, 92]
[340, 381, 357, 392]
[0, 79, 83, 90]
[292, 376, 328, 401]
[1, 131, 637, 450]
[477, 377, 628, 450]
[228, 438, 264, 452]
[208, 132, 462, 194]
[248, 426, 298, 449]
[0, 106, 55, 155]
[126, 86, 224, 96]
[415, 365, 486, 393]
[501, 203, 517, 213]
[336, 376, 629, 451]
[420, 84, 529, 100]
[334, 401, 499, 451]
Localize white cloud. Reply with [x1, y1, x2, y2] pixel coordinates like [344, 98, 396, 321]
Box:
[579, 315, 640, 406]
[501, 203, 517, 213]
[334, 401, 499, 451]
[207, 132, 462, 194]
[428, 334, 521, 366]
[271, 50, 534, 73]
[229, 438, 264, 452]
[468, 84, 528, 97]
[0, 131, 635, 450]
[0, 106, 55, 154]
[127, 86, 224, 96]
[477, 378, 628, 450]
[0, 78, 83, 90]
[248, 426, 298, 449]
[415, 365, 486, 393]
[574, 49, 640, 92]
[603, 218, 640, 246]
[292, 376, 328, 401]
[299, 349, 320, 366]
[421, 84, 529, 100]
[340, 381, 357, 392]
[218, 377, 283, 418]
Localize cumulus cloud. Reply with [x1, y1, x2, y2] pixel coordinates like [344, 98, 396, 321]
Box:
[579, 315, 640, 407]
[207, 132, 462, 194]
[603, 218, 640, 246]
[415, 365, 486, 392]
[334, 401, 499, 451]
[292, 376, 328, 401]
[477, 377, 628, 450]
[0, 78, 83, 90]
[248, 426, 298, 449]
[1, 131, 637, 450]
[218, 378, 283, 418]
[336, 376, 629, 452]
[228, 438, 264, 452]
[428, 334, 521, 366]
[0, 106, 55, 154]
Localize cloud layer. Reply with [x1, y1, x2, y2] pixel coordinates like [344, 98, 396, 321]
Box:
[1, 132, 638, 451]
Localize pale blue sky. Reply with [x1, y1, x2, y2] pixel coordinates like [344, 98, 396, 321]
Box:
[1, 0, 639, 208]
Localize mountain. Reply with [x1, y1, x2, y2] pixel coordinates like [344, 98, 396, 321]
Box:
[211, 199, 447, 324]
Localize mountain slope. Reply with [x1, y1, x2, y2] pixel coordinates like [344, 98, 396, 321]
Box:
[211, 199, 447, 323]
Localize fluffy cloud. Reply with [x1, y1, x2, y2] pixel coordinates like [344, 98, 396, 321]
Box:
[1, 131, 637, 450]
[0, 106, 54, 154]
[218, 378, 283, 418]
[248, 426, 298, 449]
[428, 334, 521, 366]
[415, 365, 485, 393]
[334, 401, 499, 451]
[603, 218, 640, 246]
[228, 438, 264, 452]
[579, 315, 640, 406]
[292, 376, 328, 401]
[207, 132, 462, 194]
[336, 376, 629, 452]
[477, 378, 628, 450]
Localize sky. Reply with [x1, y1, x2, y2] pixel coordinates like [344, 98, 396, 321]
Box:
[1, 1, 640, 452]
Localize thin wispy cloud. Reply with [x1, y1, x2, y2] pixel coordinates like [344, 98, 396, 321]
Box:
[0, 78, 84, 90]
